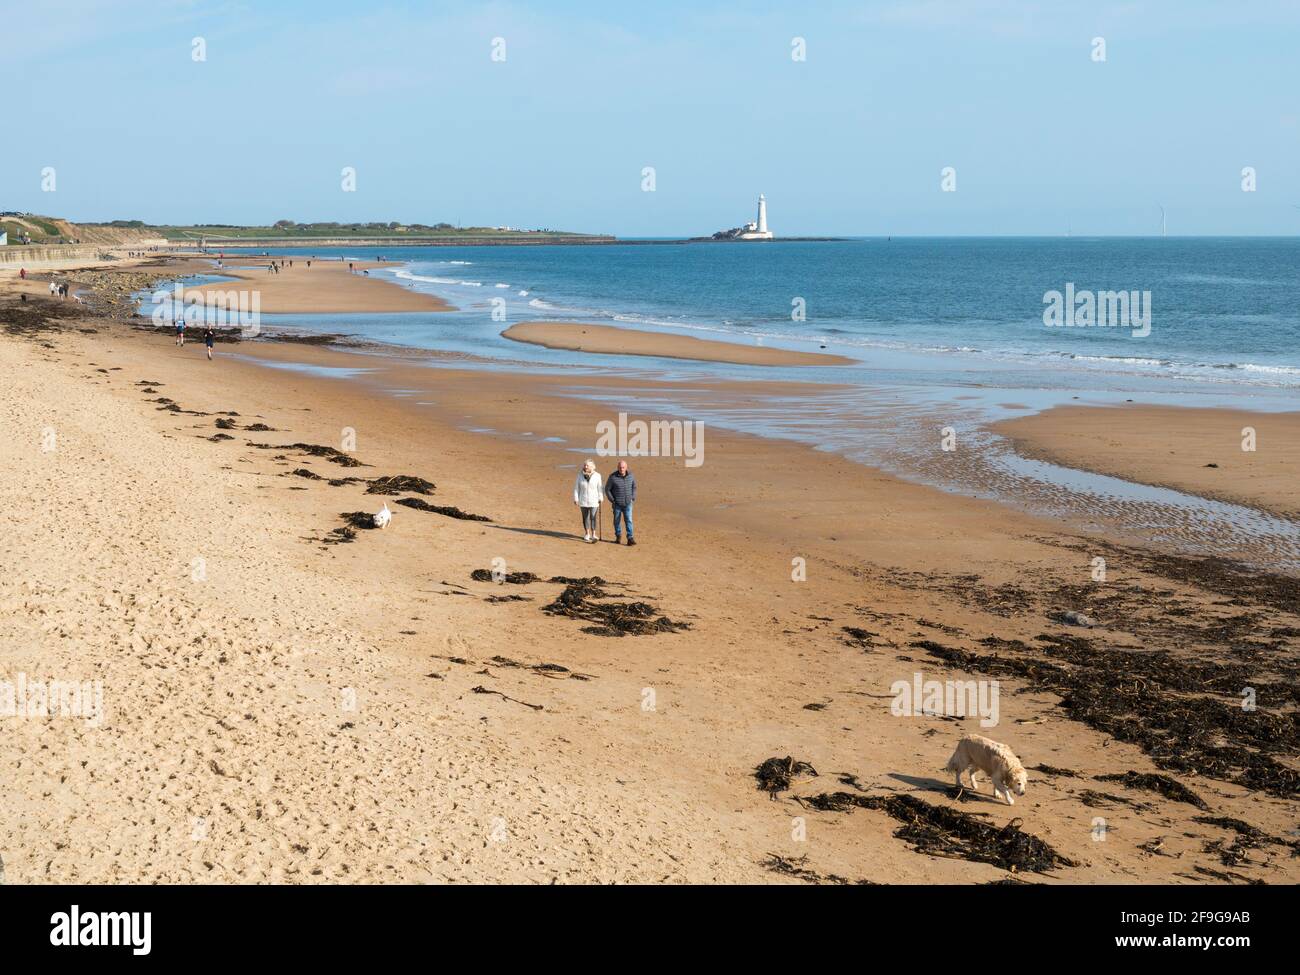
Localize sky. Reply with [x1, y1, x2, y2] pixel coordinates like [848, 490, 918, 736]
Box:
[5, 0, 1299, 236]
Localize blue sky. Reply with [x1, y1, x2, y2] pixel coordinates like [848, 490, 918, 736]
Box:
[6, 0, 1299, 235]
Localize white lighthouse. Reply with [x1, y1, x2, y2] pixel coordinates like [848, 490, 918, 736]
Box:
[738, 193, 773, 240]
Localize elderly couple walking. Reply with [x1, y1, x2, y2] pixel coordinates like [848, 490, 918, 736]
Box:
[572, 459, 637, 545]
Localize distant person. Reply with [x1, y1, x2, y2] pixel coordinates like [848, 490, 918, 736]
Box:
[175, 317, 185, 346]
[604, 459, 637, 545]
[19, 268, 26, 280]
[49, 280, 58, 296]
[572, 459, 603, 543]
[348, 262, 354, 274]
[204, 328, 215, 360]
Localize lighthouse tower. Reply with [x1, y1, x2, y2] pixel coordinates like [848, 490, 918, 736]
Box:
[737, 193, 774, 239]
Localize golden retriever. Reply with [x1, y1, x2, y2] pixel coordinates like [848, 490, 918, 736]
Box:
[945, 734, 1028, 805]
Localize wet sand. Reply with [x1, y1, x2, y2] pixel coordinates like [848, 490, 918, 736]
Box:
[1, 264, 1297, 885]
[503, 320, 855, 366]
[997, 404, 1300, 519]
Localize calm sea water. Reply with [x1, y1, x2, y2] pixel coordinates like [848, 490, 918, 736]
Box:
[240, 237, 1300, 395]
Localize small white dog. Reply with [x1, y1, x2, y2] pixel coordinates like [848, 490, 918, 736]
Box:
[945, 734, 1028, 805]
[373, 503, 392, 529]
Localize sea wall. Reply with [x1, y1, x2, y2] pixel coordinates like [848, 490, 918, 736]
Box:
[0, 242, 168, 270]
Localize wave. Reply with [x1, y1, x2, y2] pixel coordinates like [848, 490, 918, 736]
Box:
[392, 269, 483, 286]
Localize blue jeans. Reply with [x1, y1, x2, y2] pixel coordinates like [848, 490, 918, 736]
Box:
[613, 503, 634, 538]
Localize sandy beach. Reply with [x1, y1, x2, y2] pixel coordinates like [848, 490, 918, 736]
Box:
[1, 259, 1297, 885]
[188, 259, 454, 313]
[503, 320, 855, 366]
[997, 404, 1300, 519]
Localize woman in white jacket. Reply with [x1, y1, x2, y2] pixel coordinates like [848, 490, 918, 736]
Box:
[573, 459, 603, 543]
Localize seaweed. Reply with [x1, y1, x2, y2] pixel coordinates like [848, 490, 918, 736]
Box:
[754, 756, 818, 797]
[1095, 771, 1208, 810]
[367, 475, 436, 496]
[470, 569, 540, 584]
[841, 626, 876, 649]
[470, 685, 543, 711]
[1031, 764, 1082, 778]
[394, 497, 492, 522]
[761, 854, 875, 885]
[485, 655, 591, 680]
[1192, 815, 1299, 866]
[542, 576, 689, 637]
[1075, 789, 1149, 810]
[248, 442, 364, 467]
[286, 468, 365, 487]
[914, 639, 1299, 798]
[214, 417, 238, 430]
[340, 511, 381, 529]
[796, 791, 1078, 874]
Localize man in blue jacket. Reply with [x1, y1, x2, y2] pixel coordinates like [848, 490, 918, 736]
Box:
[604, 460, 637, 546]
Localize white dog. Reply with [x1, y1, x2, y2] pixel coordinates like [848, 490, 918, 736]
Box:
[373, 503, 392, 529]
[945, 734, 1028, 805]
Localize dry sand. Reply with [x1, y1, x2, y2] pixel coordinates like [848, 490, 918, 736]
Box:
[998, 404, 1300, 518]
[1, 266, 1297, 885]
[503, 320, 855, 366]
[188, 259, 453, 313]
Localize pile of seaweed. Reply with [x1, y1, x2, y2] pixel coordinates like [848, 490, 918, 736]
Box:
[1095, 771, 1208, 810]
[215, 417, 238, 430]
[248, 442, 363, 467]
[470, 569, 539, 584]
[913, 637, 1299, 798]
[796, 791, 1078, 875]
[0, 297, 86, 336]
[542, 576, 690, 637]
[395, 497, 491, 522]
[367, 475, 436, 496]
[340, 511, 381, 529]
[755, 756, 818, 797]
